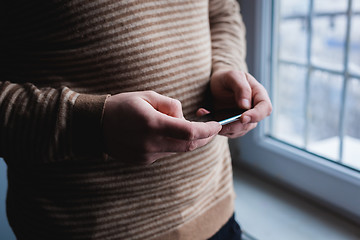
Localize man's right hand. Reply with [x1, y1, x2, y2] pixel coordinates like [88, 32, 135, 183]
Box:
[102, 91, 222, 165]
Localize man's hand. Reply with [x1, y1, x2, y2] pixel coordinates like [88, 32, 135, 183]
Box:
[102, 91, 222, 165]
[208, 70, 272, 138]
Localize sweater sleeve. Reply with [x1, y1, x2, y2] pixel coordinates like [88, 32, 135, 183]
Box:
[0, 81, 108, 166]
[209, 0, 248, 73]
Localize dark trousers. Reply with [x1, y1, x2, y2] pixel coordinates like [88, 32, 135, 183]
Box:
[208, 214, 242, 240]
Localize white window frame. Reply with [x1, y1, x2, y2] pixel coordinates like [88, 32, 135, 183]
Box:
[233, 0, 360, 224]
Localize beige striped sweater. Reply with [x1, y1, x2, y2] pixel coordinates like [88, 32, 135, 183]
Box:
[0, 0, 247, 239]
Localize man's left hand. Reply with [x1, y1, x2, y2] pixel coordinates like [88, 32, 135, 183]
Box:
[206, 70, 272, 138]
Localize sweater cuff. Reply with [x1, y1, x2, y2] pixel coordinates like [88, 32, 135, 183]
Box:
[72, 93, 109, 160]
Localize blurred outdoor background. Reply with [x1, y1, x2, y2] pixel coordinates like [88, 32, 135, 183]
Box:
[270, 0, 360, 170]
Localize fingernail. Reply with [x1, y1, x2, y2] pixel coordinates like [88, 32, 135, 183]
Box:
[242, 116, 251, 124]
[241, 99, 251, 109]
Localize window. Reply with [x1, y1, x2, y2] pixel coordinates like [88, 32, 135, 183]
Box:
[271, 0, 360, 170]
[235, 0, 360, 224]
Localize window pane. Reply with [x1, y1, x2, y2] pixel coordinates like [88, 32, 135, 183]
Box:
[354, 0, 360, 11]
[272, 64, 306, 147]
[314, 0, 348, 13]
[278, 19, 308, 63]
[349, 15, 360, 75]
[306, 71, 343, 161]
[312, 15, 347, 71]
[280, 0, 309, 17]
[343, 78, 360, 170]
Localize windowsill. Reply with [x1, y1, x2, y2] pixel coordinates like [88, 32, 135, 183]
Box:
[233, 165, 360, 240]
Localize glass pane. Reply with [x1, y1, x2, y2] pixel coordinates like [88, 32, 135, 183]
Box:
[272, 64, 307, 147]
[349, 15, 360, 75]
[307, 70, 343, 161]
[314, 0, 348, 13]
[354, 0, 360, 11]
[278, 19, 308, 63]
[280, 0, 309, 17]
[311, 15, 347, 71]
[343, 78, 360, 170]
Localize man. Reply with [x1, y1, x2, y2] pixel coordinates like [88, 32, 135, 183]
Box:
[0, 0, 271, 239]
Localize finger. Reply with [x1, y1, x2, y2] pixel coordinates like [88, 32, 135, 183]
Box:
[142, 131, 218, 153]
[156, 135, 217, 153]
[246, 73, 271, 107]
[119, 152, 176, 165]
[143, 152, 176, 164]
[241, 101, 272, 124]
[225, 71, 252, 109]
[159, 116, 222, 141]
[196, 108, 210, 117]
[240, 73, 272, 124]
[219, 122, 257, 138]
[142, 91, 184, 119]
[179, 135, 217, 152]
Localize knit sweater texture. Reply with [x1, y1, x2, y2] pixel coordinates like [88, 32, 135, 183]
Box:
[0, 0, 247, 239]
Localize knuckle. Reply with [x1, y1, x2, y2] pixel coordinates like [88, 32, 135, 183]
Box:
[185, 141, 197, 152]
[244, 72, 252, 79]
[184, 124, 196, 140]
[245, 72, 256, 82]
[225, 70, 240, 80]
[144, 90, 157, 97]
[170, 98, 182, 113]
[173, 98, 182, 109]
[247, 122, 257, 130]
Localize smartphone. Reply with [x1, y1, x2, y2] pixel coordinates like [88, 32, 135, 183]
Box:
[192, 108, 246, 125]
